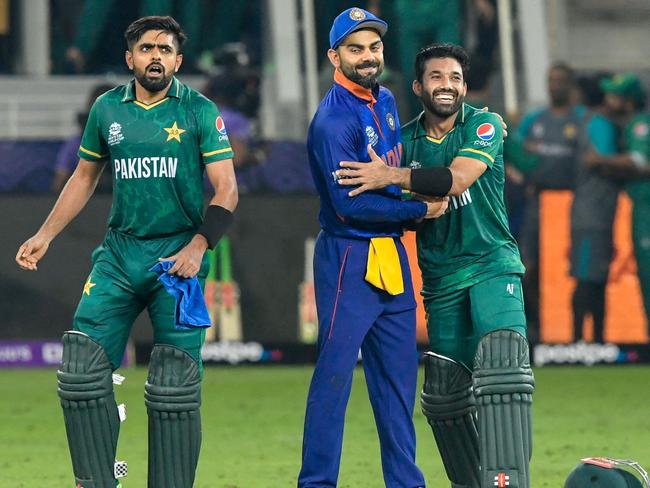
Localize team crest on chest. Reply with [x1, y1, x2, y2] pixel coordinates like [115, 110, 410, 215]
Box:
[164, 121, 186, 142]
[108, 122, 124, 146]
[386, 113, 396, 131]
[563, 123, 577, 139]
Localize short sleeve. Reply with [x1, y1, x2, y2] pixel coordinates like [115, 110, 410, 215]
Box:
[197, 99, 235, 164]
[78, 100, 109, 161]
[458, 112, 504, 168]
[626, 116, 650, 157]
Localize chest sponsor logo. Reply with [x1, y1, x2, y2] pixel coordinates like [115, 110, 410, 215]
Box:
[108, 122, 124, 146]
[386, 112, 396, 131]
[476, 122, 495, 141]
[365, 125, 379, 146]
[634, 121, 649, 138]
[113, 156, 178, 180]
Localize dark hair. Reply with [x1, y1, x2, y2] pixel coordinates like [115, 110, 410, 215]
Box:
[549, 61, 575, 83]
[576, 72, 610, 108]
[415, 43, 470, 82]
[124, 16, 187, 52]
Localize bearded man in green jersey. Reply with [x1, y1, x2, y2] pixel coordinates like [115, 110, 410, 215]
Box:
[336, 44, 533, 488]
[16, 16, 238, 488]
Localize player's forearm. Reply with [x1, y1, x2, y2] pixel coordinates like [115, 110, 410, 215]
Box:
[334, 191, 426, 223]
[37, 166, 101, 241]
[208, 180, 238, 212]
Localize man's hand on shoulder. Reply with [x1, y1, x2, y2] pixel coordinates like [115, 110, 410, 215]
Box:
[159, 235, 208, 278]
[481, 106, 508, 139]
[336, 145, 408, 196]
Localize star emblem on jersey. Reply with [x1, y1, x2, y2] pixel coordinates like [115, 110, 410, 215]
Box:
[164, 121, 186, 142]
[83, 277, 96, 296]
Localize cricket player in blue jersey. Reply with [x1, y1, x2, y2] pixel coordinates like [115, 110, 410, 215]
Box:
[297, 8, 447, 488]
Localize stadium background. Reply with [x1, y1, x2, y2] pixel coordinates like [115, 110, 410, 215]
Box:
[1, 1, 650, 486]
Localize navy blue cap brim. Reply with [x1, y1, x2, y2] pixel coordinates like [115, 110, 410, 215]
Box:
[331, 20, 388, 49]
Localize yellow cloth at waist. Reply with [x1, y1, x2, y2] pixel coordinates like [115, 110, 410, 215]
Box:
[365, 237, 404, 295]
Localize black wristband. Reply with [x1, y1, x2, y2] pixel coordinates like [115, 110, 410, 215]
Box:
[410, 167, 453, 197]
[197, 205, 234, 249]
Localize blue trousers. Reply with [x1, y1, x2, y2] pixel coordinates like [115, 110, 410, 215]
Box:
[298, 232, 425, 488]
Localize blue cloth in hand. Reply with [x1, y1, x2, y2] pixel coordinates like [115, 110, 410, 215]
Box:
[149, 261, 211, 330]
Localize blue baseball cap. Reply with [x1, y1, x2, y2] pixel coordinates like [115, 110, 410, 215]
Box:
[329, 7, 388, 50]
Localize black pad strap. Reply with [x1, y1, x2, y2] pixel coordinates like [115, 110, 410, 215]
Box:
[410, 166, 453, 197]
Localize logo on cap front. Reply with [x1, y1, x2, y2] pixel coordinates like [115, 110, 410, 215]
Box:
[476, 123, 495, 141]
[349, 8, 366, 20]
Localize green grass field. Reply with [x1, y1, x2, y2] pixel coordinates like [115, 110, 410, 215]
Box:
[2, 365, 649, 487]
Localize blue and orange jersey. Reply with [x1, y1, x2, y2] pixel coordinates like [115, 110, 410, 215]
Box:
[307, 69, 426, 238]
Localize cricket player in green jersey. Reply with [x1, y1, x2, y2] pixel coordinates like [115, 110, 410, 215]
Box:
[16, 16, 238, 488]
[584, 74, 650, 336]
[336, 44, 533, 488]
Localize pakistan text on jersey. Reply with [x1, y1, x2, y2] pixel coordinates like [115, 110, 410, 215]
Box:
[114, 157, 178, 180]
[450, 188, 472, 210]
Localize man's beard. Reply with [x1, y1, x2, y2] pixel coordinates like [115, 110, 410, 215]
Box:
[134, 63, 174, 93]
[421, 89, 465, 117]
[341, 60, 383, 89]
[550, 91, 571, 108]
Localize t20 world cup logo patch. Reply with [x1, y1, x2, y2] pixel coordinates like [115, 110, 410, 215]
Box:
[215, 116, 228, 135]
[476, 123, 495, 141]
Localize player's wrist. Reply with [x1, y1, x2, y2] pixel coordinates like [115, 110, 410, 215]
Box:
[197, 205, 234, 249]
[190, 234, 209, 252]
[393, 167, 411, 188]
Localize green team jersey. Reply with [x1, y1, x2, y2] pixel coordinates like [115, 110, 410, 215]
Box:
[78, 77, 234, 239]
[401, 104, 524, 297]
[624, 113, 650, 203]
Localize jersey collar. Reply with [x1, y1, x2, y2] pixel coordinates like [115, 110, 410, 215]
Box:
[411, 103, 467, 140]
[334, 68, 378, 104]
[121, 76, 182, 103]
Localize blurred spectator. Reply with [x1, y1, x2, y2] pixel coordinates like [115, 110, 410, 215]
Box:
[57, 0, 261, 74]
[583, 74, 650, 333]
[464, 0, 499, 110]
[570, 73, 639, 343]
[513, 62, 584, 342]
[203, 72, 264, 173]
[395, 0, 462, 117]
[51, 83, 115, 193]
